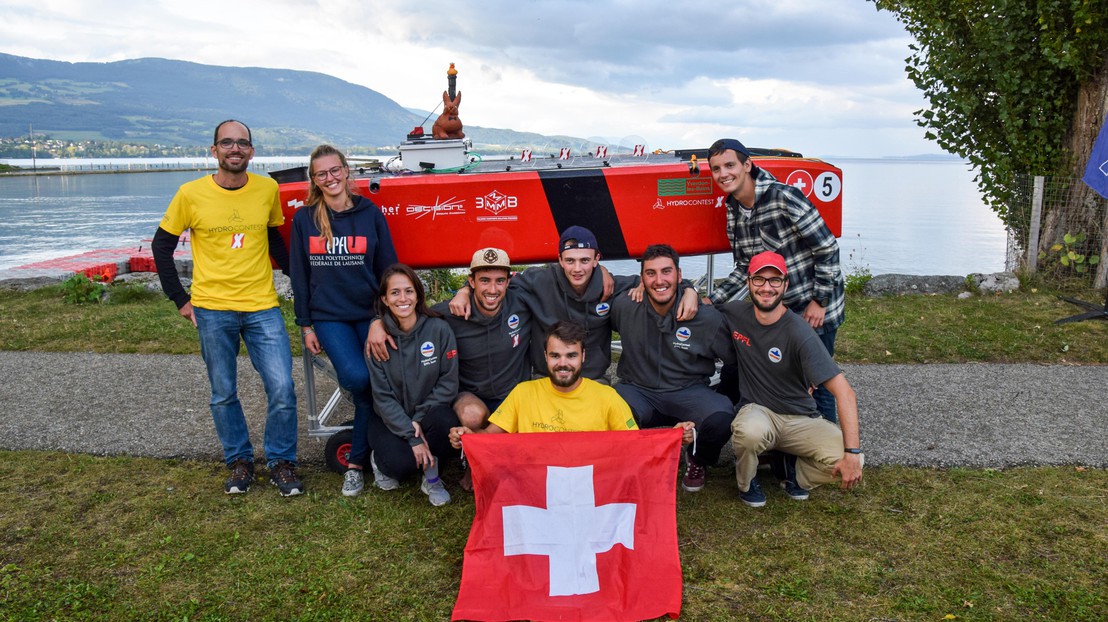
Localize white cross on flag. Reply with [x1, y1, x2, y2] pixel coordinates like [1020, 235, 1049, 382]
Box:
[452, 429, 684, 622]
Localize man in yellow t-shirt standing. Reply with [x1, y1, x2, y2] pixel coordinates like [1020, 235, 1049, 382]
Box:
[449, 322, 694, 445]
[152, 119, 302, 497]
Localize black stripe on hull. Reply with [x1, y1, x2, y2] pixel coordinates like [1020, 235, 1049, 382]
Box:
[538, 168, 631, 260]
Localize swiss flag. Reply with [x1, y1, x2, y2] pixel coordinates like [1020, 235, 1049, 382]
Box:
[452, 429, 683, 622]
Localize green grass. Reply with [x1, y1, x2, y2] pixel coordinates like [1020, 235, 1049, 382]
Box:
[0, 453, 1103, 621]
[836, 286, 1108, 363]
[0, 285, 301, 355]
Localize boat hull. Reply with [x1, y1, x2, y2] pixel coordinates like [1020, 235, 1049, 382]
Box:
[277, 154, 842, 269]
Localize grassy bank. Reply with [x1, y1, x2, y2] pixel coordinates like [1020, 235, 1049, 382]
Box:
[0, 452, 1103, 621]
[2, 280, 1107, 363]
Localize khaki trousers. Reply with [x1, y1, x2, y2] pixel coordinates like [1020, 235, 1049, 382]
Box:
[731, 403, 845, 491]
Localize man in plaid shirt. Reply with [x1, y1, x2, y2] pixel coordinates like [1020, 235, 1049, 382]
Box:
[706, 138, 845, 422]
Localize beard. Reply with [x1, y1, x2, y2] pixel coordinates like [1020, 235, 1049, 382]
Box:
[751, 290, 784, 313]
[549, 364, 582, 388]
[218, 153, 250, 174]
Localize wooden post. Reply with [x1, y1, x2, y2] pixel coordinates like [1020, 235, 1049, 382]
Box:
[1026, 175, 1044, 272]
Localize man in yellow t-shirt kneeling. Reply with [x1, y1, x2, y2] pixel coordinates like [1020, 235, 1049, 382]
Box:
[450, 321, 693, 445]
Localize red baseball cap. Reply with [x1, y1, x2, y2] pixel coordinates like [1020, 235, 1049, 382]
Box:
[748, 251, 787, 276]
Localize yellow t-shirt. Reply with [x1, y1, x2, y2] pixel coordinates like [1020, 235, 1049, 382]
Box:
[489, 377, 638, 433]
[160, 173, 283, 311]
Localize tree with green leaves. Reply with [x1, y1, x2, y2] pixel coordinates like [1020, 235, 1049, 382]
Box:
[873, 0, 1108, 286]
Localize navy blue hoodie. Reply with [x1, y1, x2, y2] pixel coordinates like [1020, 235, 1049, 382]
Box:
[290, 195, 398, 325]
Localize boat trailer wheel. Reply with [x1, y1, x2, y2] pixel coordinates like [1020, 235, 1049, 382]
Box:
[324, 429, 354, 473]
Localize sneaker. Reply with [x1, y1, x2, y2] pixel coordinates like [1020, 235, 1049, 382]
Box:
[342, 468, 364, 497]
[739, 476, 767, 508]
[681, 460, 706, 492]
[779, 454, 810, 501]
[421, 474, 452, 507]
[269, 460, 304, 497]
[370, 452, 399, 491]
[224, 458, 254, 494]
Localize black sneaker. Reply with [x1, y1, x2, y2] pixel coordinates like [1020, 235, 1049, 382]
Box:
[224, 458, 254, 494]
[269, 460, 304, 497]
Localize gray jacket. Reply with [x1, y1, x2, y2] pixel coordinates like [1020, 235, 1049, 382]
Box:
[511, 264, 638, 380]
[367, 313, 459, 446]
[432, 289, 532, 401]
[609, 294, 735, 391]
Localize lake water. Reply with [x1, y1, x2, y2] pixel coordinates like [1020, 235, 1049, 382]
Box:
[0, 157, 1009, 277]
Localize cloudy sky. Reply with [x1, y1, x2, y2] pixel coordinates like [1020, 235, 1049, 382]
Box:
[1, 0, 939, 158]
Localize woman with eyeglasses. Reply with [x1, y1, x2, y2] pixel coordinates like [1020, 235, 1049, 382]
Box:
[289, 144, 398, 497]
[365, 263, 458, 506]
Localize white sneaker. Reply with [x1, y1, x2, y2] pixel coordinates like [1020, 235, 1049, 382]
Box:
[341, 468, 364, 497]
[370, 452, 400, 491]
[421, 475, 451, 507]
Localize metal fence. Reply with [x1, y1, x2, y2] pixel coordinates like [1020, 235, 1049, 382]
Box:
[1004, 173, 1108, 287]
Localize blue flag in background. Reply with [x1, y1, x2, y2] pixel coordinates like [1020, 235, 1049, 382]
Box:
[1084, 114, 1108, 199]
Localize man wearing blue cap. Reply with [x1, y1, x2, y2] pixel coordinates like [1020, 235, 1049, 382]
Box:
[706, 138, 845, 423]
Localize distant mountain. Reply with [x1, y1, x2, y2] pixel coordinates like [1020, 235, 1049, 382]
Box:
[0, 53, 579, 153]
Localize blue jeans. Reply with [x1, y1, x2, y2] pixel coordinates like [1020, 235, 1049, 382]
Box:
[195, 306, 298, 467]
[313, 320, 374, 467]
[811, 327, 838, 424]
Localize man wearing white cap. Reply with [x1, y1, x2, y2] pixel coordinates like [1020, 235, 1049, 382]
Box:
[432, 248, 532, 434]
[718, 251, 863, 508]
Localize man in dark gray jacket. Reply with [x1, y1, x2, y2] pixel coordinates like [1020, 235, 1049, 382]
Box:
[609, 244, 737, 493]
[433, 248, 532, 433]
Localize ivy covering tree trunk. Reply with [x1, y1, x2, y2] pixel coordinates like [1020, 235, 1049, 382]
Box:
[873, 0, 1108, 287]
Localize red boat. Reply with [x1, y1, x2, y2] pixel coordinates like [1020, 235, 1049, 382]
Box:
[272, 140, 842, 268]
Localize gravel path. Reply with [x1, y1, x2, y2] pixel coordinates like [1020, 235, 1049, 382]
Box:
[1, 351, 1104, 468]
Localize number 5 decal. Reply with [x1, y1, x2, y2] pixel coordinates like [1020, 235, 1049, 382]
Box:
[814, 172, 841, 203]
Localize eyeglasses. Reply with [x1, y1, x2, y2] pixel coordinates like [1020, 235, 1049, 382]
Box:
[748, 275, 785, 287]
[216, 138, 253, 150]
[312, 165, 345, 181]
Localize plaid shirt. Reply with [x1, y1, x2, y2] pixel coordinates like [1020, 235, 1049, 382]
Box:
[708, 165, 845, 333]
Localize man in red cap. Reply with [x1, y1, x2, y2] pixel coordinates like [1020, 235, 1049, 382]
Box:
[717, 251, 863, 508]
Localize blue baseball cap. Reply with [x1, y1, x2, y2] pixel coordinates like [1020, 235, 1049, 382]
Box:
[558, 226, 598, 253]
[709, 138, 752, 158]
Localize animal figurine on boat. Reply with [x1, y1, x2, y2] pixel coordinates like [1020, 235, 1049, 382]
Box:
[432, 90, 465, 139]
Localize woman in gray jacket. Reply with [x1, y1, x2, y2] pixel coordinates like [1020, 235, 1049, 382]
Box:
[365, 263, 459, 506]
